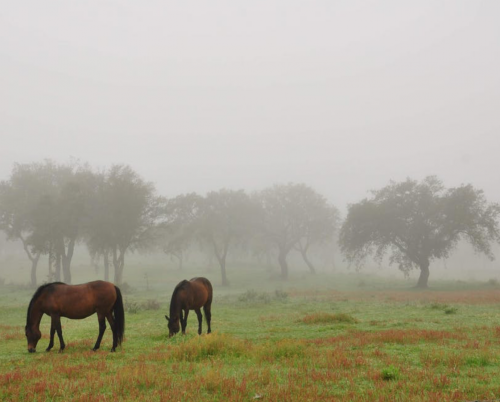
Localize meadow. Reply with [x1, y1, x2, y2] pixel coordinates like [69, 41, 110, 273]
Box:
[2, 262, 500, 401]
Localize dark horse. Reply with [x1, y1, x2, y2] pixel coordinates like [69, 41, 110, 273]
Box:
[25, 281, 124, 353]
[165, 277, 212, 337]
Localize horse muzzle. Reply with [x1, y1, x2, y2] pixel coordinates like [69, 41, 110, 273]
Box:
[28, 348, 36, 353]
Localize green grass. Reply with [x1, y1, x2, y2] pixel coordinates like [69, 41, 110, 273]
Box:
[2, 262, 500, 401]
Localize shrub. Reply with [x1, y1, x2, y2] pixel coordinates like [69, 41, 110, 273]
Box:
[124, 300, 140, 314]
[381, 365, 399, 380]
[429, 302, 448, 310]
[238, 290, 272, 304]
[238, 290, 258, 302]
[143, 299, 161, 310]
[274, 289, 288, 301]
[486, 278, 499, 287]
[444, 307, 458, 315]
[301, 312, 358, 325]
[170, 333, 248, 361]
[120, 282, 134, 294]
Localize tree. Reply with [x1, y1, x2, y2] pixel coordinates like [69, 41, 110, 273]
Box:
[161, 193, 202, 270]
[339, 176, 500, 288]
[197, 189, 258, 286]
[257, 183, 338, 280]
[294, 202, 340, 274]
[0, 161, 83, 286]
[84, 165, 164, 285]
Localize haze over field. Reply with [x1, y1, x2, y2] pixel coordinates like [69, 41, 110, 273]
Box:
[1, 1, 499, 209]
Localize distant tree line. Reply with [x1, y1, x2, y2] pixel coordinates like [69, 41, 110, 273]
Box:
[0, 160, 499, 288]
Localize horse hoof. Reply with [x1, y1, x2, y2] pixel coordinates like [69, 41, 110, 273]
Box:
[110, 348, 116, 353]
[92, 348, 98, 352]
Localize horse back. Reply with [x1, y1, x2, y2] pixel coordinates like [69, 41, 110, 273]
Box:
[188, 277, 212, 307]
[41, 281, 117, 319]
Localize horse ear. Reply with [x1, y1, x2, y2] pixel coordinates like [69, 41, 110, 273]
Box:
[165, 315, 169, 321]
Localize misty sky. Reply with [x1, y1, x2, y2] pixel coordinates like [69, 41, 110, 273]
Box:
[1, 1, 499, 210]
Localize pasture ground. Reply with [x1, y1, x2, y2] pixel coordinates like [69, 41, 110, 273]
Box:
[2, 263, 500, 401]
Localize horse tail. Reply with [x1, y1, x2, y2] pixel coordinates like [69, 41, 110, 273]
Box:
[113, 286, 125, 346]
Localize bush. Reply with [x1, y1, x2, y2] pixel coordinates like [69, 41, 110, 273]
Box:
[301, 312, 358, 325]
[238, 289, 258, 302]
[486, 278, 499, 287]
[238, 290, 272, 304]
[381, 365, 399, 380]
[274, 289, 288, 301]
[124, 300, 140, 314]
[170, 333, 248, 361]
[120, 282, 134, 294]
[143, 299, 161, 310]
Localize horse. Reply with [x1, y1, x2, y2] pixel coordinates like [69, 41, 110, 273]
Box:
[165, 277, 212, 337]
[25, 280, 125, 353]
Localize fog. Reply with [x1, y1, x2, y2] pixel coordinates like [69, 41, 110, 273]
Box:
[1, 2, 500, 285]
[2, 1, 499, 205]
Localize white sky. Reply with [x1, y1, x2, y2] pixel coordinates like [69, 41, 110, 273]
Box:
[1, 1, 499, 211]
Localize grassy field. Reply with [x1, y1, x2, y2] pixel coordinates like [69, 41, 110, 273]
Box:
[2, 263, 500, 401]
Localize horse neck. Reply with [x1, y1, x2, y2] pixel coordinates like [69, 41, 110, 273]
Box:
[27, 299, 44, 330]
[170, 294, 182, 321]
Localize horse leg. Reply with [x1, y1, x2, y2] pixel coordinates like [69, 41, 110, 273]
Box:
[181, 309, 189, 335]
[195, 309, 203, 335]
[46, 316, 56, 351]
[203, 304, 212, 334]
[92, 313, 107, 351]
[54, 316, 65, 352]
[106, 313, 117, 352]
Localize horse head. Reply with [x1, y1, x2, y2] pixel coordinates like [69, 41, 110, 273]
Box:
[165, 315, 180, 338]
[25, 325, 41, 353]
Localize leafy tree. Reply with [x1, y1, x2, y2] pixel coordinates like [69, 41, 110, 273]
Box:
[294, 202, 340, 274]
[339, 177, 500, 288]
[84, 165, 164, 285]
[29, 177, 87, 283]
[197, 189, 258, 286]
[0, 161, 83, 285]
[257, 183, 338, 280]
[83, 170, 114, 281]
[161, 193, 202, 270]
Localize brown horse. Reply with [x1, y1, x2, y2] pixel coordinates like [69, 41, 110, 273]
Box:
[25, 281, 125, 353]
[165, 277, 212, 337]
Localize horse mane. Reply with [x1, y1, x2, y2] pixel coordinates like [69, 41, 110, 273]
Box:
[26, 282, 65, 327]
[173, 280, 189, 295]
[169, 280, 189, 315]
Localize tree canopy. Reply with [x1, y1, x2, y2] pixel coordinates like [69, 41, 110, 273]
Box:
[257, 183, 339, 279]
[339, 176, 500, 288]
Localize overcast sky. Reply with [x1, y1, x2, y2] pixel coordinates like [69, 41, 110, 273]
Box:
[1, 1, 499, 210]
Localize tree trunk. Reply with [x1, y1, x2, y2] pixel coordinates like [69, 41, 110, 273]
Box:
[55, 253, 61, 282]
[278, 249, 289, 280]
[219, 259, 229, 286]
[20, 236, 40, 287]
[297, 242, 315, 274]
[62, 258, 71, 284]
[113, 246, 126, 286]
[301, 249, 316, 274]
[61, 238, 75, 284]
[30, 252, 41, 287]
[416, 260, 430, 289]
[104, 252, 109, 282]
[212, 239, 229, 286]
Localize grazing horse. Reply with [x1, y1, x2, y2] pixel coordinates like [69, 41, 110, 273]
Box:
[25, 281, 125, 353]
[165, 277, 212, 337]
